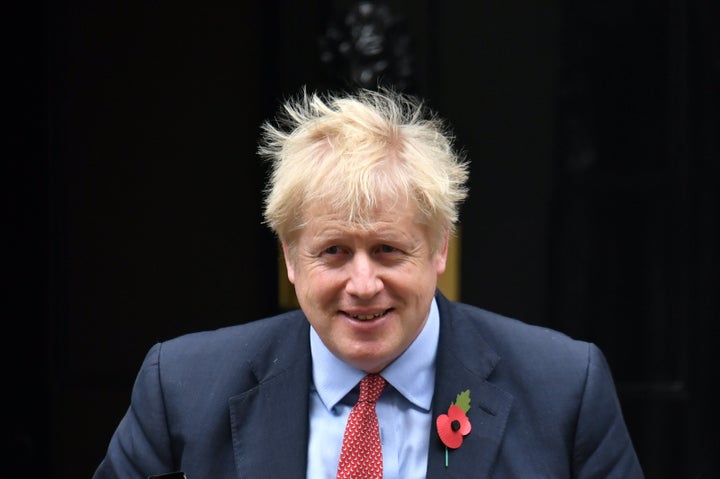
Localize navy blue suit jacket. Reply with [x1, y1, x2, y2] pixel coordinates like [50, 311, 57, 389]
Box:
[93, 293, 643, 478]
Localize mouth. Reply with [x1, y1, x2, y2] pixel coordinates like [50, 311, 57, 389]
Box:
[345, 308, 393, 321]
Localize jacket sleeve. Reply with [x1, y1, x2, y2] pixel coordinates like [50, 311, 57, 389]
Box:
[572, 343, 644, 478]
[92, 343, 175, 479]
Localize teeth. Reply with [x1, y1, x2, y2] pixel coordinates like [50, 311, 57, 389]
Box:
[352, 312, 384, 320]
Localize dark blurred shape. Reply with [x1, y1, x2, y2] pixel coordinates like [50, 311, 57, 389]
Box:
[318, 1, 415, 91]
[550, 0, 719, 477]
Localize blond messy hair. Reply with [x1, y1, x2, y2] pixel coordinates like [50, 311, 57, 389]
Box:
[259, 88, 469, 250]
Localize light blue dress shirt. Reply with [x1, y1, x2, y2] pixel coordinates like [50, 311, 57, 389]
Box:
[306, 298, 439, 479]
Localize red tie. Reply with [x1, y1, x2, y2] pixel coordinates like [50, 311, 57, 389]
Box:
[336, 374, 387, 479]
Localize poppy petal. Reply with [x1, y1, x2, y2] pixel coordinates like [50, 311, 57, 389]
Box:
[436, 414, 463, 449]
[447, 404, 472, 435]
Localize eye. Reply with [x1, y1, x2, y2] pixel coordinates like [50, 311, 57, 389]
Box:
[323, 245, 342, 255]
[377, 244, 399, 254]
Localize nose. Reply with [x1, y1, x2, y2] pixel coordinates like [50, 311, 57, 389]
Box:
[345, 252, 383, 298]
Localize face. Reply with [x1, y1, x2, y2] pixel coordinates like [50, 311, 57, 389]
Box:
[283, 200, 448, 373]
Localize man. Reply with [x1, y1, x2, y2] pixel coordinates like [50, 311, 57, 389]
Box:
[93, 89, 644, 478]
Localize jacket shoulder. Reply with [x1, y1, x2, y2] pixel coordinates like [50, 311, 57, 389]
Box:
[144, 310, 310, 392]
[443, 299, 591, 363]
[162, 309, 307, 356]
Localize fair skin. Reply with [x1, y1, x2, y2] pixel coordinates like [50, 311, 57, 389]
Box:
[283, 199, 449, 373]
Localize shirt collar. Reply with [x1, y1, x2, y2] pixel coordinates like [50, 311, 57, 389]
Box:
[310, 297, 439, 412]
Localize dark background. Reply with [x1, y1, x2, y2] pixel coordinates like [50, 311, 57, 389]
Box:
[6, 0, 718, 477]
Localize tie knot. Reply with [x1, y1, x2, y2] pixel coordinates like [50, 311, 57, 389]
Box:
[358, 374, 386, 404]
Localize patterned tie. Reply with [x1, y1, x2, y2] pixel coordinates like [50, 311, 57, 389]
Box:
[336, 374, 387, 479]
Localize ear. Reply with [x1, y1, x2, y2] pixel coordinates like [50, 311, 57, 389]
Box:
[435, 231, 450, 275]
[281, 241, 296, 284]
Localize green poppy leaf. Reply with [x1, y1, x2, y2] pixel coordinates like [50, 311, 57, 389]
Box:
[454, 389, 471, 413]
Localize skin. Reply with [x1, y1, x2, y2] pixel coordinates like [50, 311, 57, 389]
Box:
[283, 200, 448, 373]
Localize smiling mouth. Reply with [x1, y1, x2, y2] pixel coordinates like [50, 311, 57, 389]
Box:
[347, 309, 392, 321]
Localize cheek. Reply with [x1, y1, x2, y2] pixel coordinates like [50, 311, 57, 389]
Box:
[296, 269, 341, 300]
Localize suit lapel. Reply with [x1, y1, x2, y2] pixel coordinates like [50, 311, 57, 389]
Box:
[228, 319, 312, 479]
[426, 294, 514, 478]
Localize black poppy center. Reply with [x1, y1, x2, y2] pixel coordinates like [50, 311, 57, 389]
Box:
[451, 419, 461, 432]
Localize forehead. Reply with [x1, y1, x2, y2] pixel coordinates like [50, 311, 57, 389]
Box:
[302, 197, 420, 232]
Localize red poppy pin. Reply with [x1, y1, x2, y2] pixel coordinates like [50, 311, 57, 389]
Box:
[436, 389, 472, 467]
